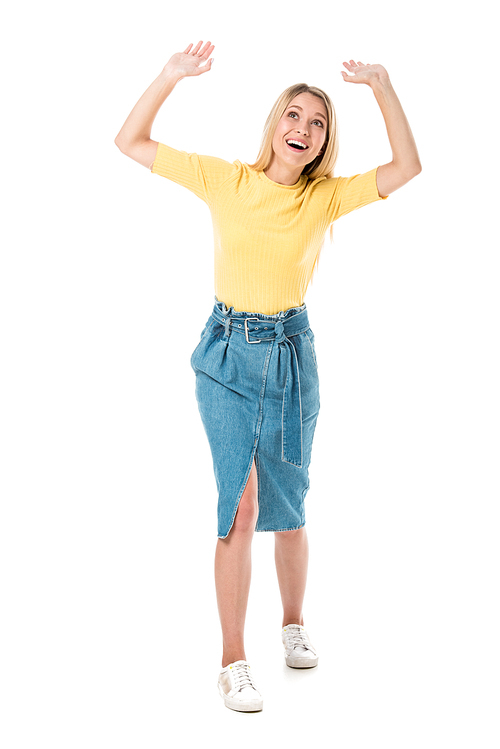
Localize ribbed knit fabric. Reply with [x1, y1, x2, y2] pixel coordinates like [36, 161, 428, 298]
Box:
[151, 142, 388, 315]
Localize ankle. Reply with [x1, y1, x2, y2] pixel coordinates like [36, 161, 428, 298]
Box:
[222, 652, 246, 668]
[282, 617, 304, 628]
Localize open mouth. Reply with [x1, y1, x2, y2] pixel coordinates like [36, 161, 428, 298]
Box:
[286, 139, 309, 152]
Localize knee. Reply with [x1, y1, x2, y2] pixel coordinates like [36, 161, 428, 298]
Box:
[231, 492, 258, 535]
[275, 527, 306, 542]
[229, 459, 258, 535]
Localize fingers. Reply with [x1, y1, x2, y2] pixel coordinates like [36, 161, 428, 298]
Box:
[343, 59, 367, 70]
[202, 43, 215, 59]
[185, 40, 214, 58]
[197, 40, 212, 56]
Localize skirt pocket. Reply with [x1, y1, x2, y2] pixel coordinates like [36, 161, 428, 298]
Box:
[190, 318, 222, 371]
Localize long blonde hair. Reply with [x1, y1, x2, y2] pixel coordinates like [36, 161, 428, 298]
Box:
[246, 83, 339, 275]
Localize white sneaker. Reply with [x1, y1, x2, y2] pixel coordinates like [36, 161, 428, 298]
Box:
[282, 624, 318, 668]
[217, 660, 263, 712]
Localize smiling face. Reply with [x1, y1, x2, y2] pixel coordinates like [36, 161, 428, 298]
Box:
[270, 92, 328, 173]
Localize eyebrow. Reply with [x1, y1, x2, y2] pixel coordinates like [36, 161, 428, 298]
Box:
[287, 104, 327, 121]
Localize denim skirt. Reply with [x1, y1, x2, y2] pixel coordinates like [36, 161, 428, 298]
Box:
[190, 296, 321, 539]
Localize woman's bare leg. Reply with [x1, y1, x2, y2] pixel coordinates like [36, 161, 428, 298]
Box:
[214, 458, 258, 668]
[274, 527, 309, 627]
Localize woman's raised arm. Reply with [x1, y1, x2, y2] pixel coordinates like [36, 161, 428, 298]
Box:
[341, 60, 422, 197]
[114, 41, 215, 169]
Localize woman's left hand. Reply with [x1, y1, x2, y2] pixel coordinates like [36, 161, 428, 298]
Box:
[341, 60, 389, 86]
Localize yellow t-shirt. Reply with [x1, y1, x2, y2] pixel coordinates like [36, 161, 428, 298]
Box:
[151, 142, 388, 315]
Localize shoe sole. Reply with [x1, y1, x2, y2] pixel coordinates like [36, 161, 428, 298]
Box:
[218, 683, 263, 712]
[285, 654, 319, 668]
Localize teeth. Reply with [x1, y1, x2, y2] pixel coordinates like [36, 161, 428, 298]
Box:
[286, 140, 307, 149]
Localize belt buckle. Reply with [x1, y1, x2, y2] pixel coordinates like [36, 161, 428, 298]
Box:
[244, 317, 261, 344]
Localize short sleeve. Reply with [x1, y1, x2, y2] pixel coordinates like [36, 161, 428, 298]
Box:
[324, 166, 388, 225]
[150, 142, 238, 205]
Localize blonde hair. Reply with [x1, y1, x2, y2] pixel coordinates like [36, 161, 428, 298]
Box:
[246, 83, 339, 276]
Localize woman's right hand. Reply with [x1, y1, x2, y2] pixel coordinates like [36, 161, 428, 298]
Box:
[163, 41, 215, 80]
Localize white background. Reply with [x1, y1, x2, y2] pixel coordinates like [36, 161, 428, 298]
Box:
[2, 1, 499, 746]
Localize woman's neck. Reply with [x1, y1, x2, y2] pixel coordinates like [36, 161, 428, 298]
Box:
[263, 161, 303, 186]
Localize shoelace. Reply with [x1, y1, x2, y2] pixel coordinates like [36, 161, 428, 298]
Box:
[284, 627, 317, 654]
[231, 662, 258, 692]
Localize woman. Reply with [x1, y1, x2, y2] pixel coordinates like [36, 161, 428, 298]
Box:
[114, 40, 421, 713]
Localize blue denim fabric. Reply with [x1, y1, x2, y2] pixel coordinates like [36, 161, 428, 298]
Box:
[190, 296, 320, 539]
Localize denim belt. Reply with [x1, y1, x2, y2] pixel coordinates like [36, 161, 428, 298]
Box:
[211, 304, 311, 467]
